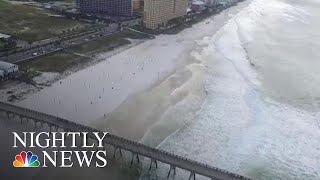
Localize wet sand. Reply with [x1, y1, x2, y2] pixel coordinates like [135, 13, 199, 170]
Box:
[92, 0, 254, 147]
[16, 0, 253, 145]
[1, 1, 253, 179]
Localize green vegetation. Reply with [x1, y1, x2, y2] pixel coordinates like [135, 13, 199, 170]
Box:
[0, 38, 17, 51]
[19, 52, 81, 73]
[0, 41, 4, 49]
[18, 32, 145, 74]
[67, 33, 132, 55]
[67, 31, 147, 54]
[0, 0, 85, 42]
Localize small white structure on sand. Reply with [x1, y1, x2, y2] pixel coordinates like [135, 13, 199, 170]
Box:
[0, 61, 19, 75]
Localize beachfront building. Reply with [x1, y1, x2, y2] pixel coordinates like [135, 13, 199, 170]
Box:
[191, 0, 206, 12]
[201, 0, 219, 7]
[133, 0, 144, 13]
[0, 33, 11, 41]
[75, 0, 133, 16]
[143, 0, 188, 29]
[0, 61, 19, 75]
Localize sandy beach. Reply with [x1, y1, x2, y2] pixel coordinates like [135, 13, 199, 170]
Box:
[0, 38, 145, 103]
[1, 1, 253, 179]
[15, 1, 252, 142]
[2, 0, 320, 179]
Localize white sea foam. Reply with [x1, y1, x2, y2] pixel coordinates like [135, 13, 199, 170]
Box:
[154, 0, 320, 179]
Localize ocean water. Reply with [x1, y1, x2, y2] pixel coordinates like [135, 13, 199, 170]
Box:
[143, 0, 320, 179]
[12, 0, 320, 179]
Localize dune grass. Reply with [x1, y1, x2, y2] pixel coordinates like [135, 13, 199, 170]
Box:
[18, 32, 143, 74]
[0, 0, 85, 42]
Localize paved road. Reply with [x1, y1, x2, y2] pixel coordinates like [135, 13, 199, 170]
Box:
[0, 24, 119, 63]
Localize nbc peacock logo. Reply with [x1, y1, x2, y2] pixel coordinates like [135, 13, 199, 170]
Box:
[13, 151, 40, 167]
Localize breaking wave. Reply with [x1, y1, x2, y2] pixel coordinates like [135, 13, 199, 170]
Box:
[149, 0, 320, 179]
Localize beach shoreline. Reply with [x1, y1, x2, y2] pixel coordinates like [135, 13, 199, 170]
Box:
[10, 0, 252, 142]
[0, 0, 253, 147]
[91, 0, 253, 146]
[0, 1, 253, 180]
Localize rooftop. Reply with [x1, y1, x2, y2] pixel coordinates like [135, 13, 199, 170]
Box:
[0, 61, 17, 69]
[0, 33, 11, 39]
[192, 1, 205, 5]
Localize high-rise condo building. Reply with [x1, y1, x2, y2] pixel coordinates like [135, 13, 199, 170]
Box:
[76, 0, 133, 17]
[143, 0, 188, 29]
[133, 0, 144, 13]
